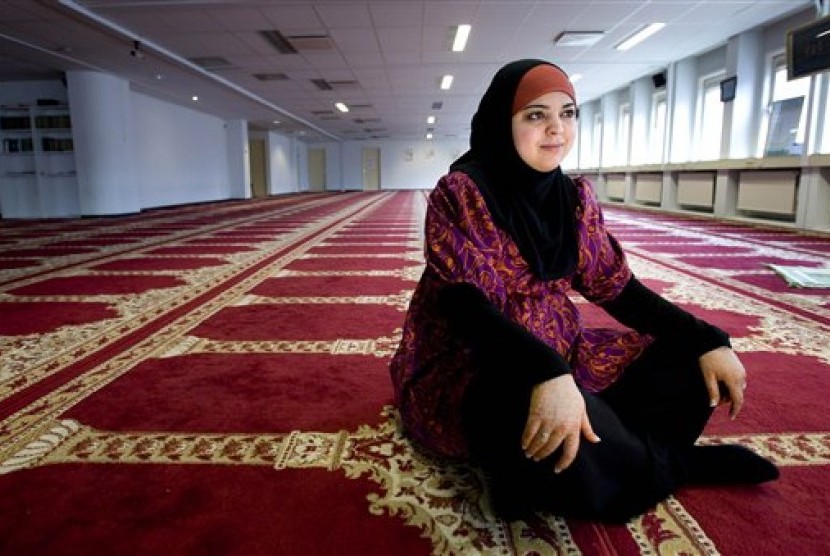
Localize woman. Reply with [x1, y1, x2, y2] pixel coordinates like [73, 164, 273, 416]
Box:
[389, 59, 778, 522]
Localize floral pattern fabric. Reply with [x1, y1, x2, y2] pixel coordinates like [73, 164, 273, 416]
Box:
[390, 172, 652, 458]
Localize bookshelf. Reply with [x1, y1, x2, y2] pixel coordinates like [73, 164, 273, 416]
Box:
[0, 103, 79, 217]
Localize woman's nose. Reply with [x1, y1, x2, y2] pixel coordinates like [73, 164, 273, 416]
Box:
[547, 117, 563, 133]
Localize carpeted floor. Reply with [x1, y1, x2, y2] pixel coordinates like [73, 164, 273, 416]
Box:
[0, 191, 828, 555]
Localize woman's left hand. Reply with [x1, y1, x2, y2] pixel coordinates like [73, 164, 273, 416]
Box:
[699, 346, 747, 419]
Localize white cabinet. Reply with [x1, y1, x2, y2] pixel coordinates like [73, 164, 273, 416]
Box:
[0, 104, 80, 218]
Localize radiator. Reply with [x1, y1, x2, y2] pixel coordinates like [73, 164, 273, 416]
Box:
[606, 174, 626, 200]
[677, 172, 715, 208]
[634, 174, 662, 204]
[737, 170, 798, 216]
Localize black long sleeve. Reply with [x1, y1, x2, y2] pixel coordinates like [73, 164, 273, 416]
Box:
[437, 283, 570, 388]
[600, 276, 730, 358]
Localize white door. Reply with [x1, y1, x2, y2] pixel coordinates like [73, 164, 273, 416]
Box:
[307, 148, 326, 191]
[362, 147, 380, 191]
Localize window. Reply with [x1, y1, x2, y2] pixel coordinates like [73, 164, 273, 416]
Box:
[648, 91, 667, 163]
[617, 103, 632, 166]
[758, 54, 811, 156]
[695, 75, 724, 160]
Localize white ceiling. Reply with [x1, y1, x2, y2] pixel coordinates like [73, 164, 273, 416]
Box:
[0, 0, 815, 143]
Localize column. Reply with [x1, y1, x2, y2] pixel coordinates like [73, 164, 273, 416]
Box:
[66, 71, 139, 215]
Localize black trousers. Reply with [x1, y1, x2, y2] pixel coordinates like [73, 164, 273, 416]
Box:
[460, 339, 714, 522]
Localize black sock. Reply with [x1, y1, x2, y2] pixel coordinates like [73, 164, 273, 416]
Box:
[681, 444, 779, 485]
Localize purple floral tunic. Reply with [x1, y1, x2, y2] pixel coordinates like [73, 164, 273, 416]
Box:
[390, 171, 653, 458]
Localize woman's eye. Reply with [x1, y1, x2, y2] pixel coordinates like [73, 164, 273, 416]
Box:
[526, 111, 547, 121]
[561, 109, 576, 119]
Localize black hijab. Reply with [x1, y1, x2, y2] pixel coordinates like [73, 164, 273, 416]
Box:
[450, 59, 579, 280]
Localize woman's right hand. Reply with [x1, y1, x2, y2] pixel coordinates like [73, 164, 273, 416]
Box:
[521, 374, 600, 473]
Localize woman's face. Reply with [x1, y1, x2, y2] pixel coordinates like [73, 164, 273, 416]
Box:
[511, 91, 577, 172]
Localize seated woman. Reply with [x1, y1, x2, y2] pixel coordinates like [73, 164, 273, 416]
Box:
[389, 59, 778, 522]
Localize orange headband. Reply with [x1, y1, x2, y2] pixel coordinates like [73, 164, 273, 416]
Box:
[512, 64, 576, 115]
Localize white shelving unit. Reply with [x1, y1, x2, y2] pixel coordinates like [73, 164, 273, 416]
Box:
[0, 103, 80, 218]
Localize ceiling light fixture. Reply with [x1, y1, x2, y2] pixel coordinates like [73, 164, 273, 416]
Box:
[554, 31, 604, 47]
[335, 102, 349, 113]
[427, 115, 436, 124]
[452, 24, 471, 52]
[191, 95, 199, 102]
[569, 73, 583, 83]
[614, 23, 665, 51]
[426, 132, 433, 140]
[440, 75, 454, 90]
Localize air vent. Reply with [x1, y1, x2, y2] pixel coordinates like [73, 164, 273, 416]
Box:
[431, 101, 443, 110]
[311, 109, 335, 115]
[348, 103, 372, 109]
[188, 56, 235, 71]
[259, 30, 298, 54]
[310, 79, 360, 91]
[311, 79, 333, 91]
[353, 118, 381, 124]
[253, 72, 289, 81]
[554, 31, 604, 47]
[287, 34, 334, 51]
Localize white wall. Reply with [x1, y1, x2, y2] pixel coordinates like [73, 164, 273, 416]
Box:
[0, 80, 68, 105]
[131, 92, 231, 208]
[318, 138, 468, 191]
[379, 139, 467, 190]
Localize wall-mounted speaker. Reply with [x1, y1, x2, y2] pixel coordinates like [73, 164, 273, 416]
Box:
[652, 71, 667, 89]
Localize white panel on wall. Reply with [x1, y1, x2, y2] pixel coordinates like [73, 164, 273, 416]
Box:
[268, 132, 294, 194]
[677, 172, 716, 208]
[635, 173, 662, 204]
[737, 170, 798, 215]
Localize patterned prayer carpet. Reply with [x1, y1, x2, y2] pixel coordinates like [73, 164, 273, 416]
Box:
[0, 191, 828, 555]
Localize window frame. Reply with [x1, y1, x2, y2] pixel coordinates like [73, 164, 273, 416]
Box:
[648, 90, 668, 163]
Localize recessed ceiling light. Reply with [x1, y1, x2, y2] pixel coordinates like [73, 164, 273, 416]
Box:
[426, 132, 433, 140]
[440, 75, 454, 90]
[614, 23, 665, 51]
[335, 102, 349, 113]
[427, 115, 436, 124]
[191, 95, 199, 102]
[554, 31, 604, 47]
[452, 24, 471, 52]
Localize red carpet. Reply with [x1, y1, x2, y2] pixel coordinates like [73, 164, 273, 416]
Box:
[1, 192, 828, 555]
